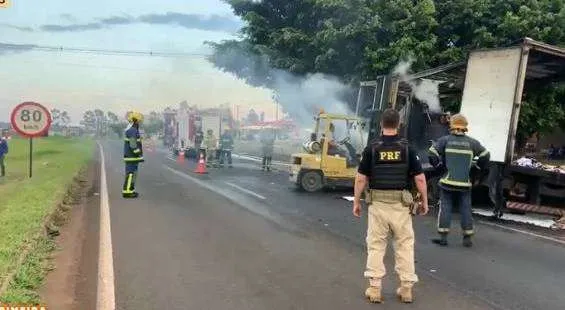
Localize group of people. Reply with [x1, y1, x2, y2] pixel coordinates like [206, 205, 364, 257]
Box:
[197, 129, 235, 168]
[353, 108, 489, 304]
[121, 108, 491, 304]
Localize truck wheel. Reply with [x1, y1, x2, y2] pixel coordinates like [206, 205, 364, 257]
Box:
[300, 171, 323, 192]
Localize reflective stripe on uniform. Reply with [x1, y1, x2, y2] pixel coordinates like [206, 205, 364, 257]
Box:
[439, 178, 472, 187]
[124, 157, 144, 162]
[445, 148, 473, 155]
[478, 150, 489, 157]
[429, 146, 440, 157]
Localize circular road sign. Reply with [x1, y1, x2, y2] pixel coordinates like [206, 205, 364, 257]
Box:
[10, 102, 52, 137]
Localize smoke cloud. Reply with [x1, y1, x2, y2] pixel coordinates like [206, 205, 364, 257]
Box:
[393, 58, 443, 113]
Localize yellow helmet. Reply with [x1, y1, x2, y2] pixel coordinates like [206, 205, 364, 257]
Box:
[449, 113, 468, 132]
[126, 111, 144, 123]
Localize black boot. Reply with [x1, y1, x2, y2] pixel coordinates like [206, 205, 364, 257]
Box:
[463, 235, 473, 247]
[432, 233, 448, 246]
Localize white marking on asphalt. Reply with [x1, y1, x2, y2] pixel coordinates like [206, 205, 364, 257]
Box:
[478, 220, 565, 246]
[473, 208, 554, 228]
[96, 142, 116, 310]
[224, 181, 266, 200]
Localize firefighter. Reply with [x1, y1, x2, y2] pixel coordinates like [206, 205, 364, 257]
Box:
[195, 129, 204, 157]
[353, 108, 429, 304]
[260, 129, 275, 171]
[428, 113, 490, 247]
[123, 111, 144, 198]
[203, 129, 217, 168]
[219, 129, 234, 168]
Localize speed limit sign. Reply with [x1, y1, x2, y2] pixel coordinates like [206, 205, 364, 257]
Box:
[10, 102, 52, 137]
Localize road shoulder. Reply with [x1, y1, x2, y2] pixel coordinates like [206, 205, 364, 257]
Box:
[40, 152, 100, 310]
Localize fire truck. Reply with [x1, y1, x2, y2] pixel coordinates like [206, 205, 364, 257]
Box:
[172, 102, 235, 159]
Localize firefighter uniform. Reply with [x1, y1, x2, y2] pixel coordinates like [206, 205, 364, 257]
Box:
[357, 135, 422, 302]
[260, 130, 275, 171]
[428, 114, 490, 247]
[123, 112, 144, 198]
[203, 130, 217, 167]
[219, 130, 234, 168]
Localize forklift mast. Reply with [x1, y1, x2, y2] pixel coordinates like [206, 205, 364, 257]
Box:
[355, 74, 401, 144]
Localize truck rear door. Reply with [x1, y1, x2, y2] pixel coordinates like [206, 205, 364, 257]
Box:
[459, 46, 527, 163]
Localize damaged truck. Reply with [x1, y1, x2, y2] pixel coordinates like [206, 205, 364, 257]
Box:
[357, 38, 565, 225]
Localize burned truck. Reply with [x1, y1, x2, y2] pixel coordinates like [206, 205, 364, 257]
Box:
[357, 38, 565, 222]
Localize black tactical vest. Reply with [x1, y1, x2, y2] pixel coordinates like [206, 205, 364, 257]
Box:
[369, 139, 410, 190]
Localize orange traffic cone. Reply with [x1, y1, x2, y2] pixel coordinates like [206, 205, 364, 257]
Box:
[177, 151, 185, 163]
[194, 152, 208, 174]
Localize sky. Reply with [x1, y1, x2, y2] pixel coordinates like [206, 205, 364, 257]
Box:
[0, 0, 279, 125]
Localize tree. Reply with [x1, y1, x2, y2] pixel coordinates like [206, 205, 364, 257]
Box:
[209, 0, 565, 140]
[246, 109, 259, 124]
[80, 110, 96, 132]
[143, 111, 164, 136]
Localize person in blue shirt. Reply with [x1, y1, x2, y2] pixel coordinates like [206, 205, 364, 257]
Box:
[123, 111, 144, 198]
[0, 130, 8, 177]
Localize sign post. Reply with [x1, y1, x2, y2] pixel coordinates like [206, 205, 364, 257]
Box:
[10, 102, 52, 178]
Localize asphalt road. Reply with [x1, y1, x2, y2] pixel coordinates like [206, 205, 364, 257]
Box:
[99, 141, 565, 310]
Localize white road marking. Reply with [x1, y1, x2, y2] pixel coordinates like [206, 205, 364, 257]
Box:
[224, 181, 266, 200]
[96, 142, 116, 310]
[478, 220, 565, 246]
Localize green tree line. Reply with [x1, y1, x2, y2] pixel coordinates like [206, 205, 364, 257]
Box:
[81, 110, 163, 138]
[208, 0, 565, 144]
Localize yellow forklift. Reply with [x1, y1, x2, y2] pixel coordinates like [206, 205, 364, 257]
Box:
[289, 111, 366, 192]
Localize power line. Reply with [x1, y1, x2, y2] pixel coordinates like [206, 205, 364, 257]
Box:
[0, 42, 211, 58]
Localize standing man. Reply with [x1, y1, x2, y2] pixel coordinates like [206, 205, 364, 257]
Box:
[203, 129, 217, 168]
[219, 129, 234, 168]
[353, 108, 429, 304]
[195, 129, 204, 157]
[260, 129, 275, 171]
[0, 130, 8, 178]
[428, 113, 490, 247]
[123, 111, 144, 198]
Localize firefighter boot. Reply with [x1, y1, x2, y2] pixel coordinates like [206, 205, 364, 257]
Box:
[432, 232, 448, 246]
[396, 282, 414, 303]
[365, 278, 383, 303]
[463, 235, 473, 247]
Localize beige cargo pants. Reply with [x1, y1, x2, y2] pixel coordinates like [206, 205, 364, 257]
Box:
[364, 190, 418, 287]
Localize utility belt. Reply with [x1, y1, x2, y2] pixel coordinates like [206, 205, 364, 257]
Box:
[366, 189, 418, 214]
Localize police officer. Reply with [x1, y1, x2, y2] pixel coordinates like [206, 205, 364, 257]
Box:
[353, 108, 429, 304]
[219, 129, 234, 168]
[428, 113, 490, 247]
[123, 111, 144, 198]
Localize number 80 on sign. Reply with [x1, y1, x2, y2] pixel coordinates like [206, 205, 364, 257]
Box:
[10, 102, 52, 137]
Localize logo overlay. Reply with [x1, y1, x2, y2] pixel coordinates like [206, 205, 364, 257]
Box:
[0, 306, 47, 310]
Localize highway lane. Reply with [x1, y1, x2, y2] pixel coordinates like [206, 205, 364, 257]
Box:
[101, 141, 565, 309]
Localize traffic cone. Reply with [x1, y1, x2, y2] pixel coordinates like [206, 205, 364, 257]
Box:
[177, 151, 185, 163]
[194, 153, 208, 174]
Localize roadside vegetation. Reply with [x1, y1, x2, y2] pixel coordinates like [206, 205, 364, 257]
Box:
[0, 136, 94, 303]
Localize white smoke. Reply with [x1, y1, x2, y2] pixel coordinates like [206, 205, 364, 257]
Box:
[210, 48, 355, 140]
[392, 58, 443, 113]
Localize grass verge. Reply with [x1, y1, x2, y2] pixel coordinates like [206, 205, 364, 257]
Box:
[0, 136, 94, 303]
